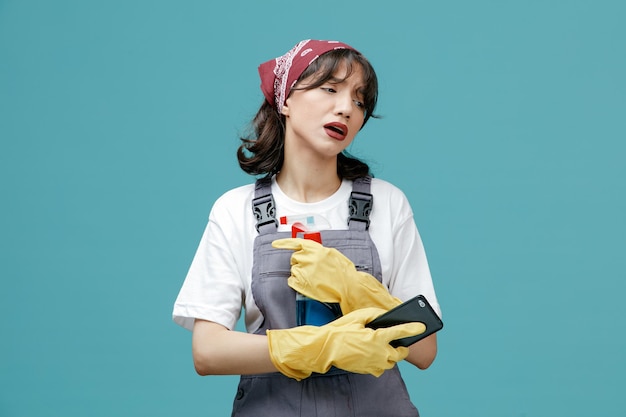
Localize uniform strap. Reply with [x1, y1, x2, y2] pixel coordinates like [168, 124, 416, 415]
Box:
[253, 176, 373, 233]
[348, 176, 373, 231]
[252, 177, 278, 234]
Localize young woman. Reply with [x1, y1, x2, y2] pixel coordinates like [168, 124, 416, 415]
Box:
[173, 39, 441, 416]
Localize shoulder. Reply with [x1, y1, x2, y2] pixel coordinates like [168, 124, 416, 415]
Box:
[370, 177, 408, 199]
[213, 183, 256, 207]
[209, 183, 256, 223]
[370, 178, 413, 215]
[367, 177, 416, 238]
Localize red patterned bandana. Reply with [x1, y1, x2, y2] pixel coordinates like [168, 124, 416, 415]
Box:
[258, 39, 357, 113]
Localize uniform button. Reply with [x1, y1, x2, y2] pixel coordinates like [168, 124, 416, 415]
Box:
[236, 388, 244, 400]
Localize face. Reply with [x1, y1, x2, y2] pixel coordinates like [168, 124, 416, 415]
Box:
[281, 62, 366, 162]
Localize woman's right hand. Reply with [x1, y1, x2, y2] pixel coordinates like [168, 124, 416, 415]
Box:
[272, 238, 402, 313]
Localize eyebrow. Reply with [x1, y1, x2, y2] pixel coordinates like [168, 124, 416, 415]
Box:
[327, 76, 365, 90]
[327, 76, 345, 84]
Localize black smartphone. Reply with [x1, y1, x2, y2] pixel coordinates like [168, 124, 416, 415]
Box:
[366, 295, 443, 347]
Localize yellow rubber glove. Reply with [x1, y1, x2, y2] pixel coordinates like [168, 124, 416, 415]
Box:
[267, 307, 425, 380]
[272, 238, 402, 313]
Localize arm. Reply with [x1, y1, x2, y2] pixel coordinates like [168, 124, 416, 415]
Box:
[270, 238, 439, 371]
[405, 333, 437, 370]
[387, 189, 440, 371]
[192, 319, 276, 376]
[193, 311, 425, 379]
[192, 319, 277, 376]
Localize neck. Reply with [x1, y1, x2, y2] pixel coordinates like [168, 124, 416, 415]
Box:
[276, 158, 341, 203]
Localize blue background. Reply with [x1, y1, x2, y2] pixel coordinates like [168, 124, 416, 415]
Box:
[1, 1, 625, 416]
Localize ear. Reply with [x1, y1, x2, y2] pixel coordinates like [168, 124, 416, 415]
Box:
[280, 98, 290, 116]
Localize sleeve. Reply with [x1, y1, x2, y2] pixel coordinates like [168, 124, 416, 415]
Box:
[172, 204, 245, 332]
[386, 189, 442, 318]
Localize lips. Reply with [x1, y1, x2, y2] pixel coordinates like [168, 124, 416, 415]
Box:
[324, 122, 349, 141]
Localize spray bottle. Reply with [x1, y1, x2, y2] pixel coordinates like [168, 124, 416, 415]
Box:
[289, 221, 342, 326]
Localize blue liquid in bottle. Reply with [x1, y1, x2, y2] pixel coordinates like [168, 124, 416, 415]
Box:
[291, 223, 341, 326]
[296, 293, 342, 326]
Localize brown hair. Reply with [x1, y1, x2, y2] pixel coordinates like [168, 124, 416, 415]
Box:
[237, 49, 378, 179]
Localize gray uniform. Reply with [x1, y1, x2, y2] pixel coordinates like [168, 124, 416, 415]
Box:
[231, 177, 420, 417]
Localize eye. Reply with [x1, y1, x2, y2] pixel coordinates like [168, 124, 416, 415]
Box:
[322, 87, 337, 93]
[353, 100, 365, 109]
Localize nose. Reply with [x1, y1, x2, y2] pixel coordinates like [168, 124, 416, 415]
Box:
[334, 91, 353, 119]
